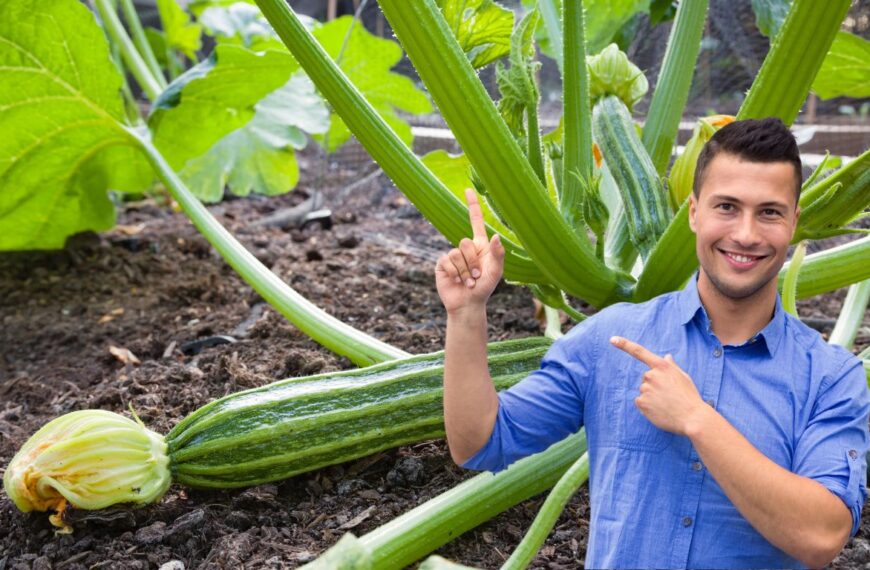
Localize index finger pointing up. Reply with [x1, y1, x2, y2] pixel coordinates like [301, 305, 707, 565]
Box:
[610, 336, 665, 368]
[465, 188, 487, 240]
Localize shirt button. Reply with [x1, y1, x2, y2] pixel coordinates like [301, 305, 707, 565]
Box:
[849, 449, 858, 459]
[692, 461, 703, 471]
[706, 399, 715, 408]
[682, 516, 693, 527]
[713, 347, 722, 357]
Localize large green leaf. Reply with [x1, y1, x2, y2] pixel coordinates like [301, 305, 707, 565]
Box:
[179, 73, 329, 202]
[312, 16, 432, 152]
[523, 0, 650, 58]
[0, 0, 151, 251]
[436, 0, 514, 69]
[812, 32, 870, 100]
[148, 46, 291, 164]
[751, 0, 791, 38]
[157, 0, 203, 59]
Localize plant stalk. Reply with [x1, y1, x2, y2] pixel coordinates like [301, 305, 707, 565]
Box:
[253, 0, 547, 287]
[779, 236, 870, 299]
[93, 0, 163, 101]
[641, 0, 709, 174]
[560, 0, 592, 220]
[118, 0, 167, 90]
[360, 431, 588, 569]
[128, 128, 408, 366]
[378, 0, 631, 308]
[782, 241, 807, 316]
[737, 0, 851, 124]
[501, 452, 590, 570]
[828, 279, 870, 350]
[526, 106, 546, 186]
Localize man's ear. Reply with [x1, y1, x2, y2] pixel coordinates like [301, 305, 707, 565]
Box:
[688, 194, 698, 234]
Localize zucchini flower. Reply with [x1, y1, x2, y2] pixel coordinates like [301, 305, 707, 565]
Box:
[3, 410, 171, 533]
[668, 114, 735, 209]
[587, 44, 648, 112]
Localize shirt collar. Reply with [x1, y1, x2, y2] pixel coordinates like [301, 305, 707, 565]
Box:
[676, 273, 785, 356]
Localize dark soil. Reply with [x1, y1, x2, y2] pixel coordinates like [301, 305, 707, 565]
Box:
[1, 150, 868, 570]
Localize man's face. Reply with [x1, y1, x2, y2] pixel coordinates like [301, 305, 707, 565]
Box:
[689, 152, 800, 301]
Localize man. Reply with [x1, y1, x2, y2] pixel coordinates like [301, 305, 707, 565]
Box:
[435, 118, 869, 569]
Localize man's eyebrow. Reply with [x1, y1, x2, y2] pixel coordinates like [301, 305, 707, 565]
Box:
[710, 194, 789, 210]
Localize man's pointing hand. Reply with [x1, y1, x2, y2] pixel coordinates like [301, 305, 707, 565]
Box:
[435, 188, 505, 315]
[610, 336, 709, 436]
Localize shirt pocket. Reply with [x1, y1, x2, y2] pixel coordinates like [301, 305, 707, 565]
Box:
[614, 346, 677, 453]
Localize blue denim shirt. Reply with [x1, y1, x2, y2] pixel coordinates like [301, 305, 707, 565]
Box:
[464, 276, 870, 569]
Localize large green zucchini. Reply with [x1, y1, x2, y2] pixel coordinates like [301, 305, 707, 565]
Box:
[5, 337, 550, 526]
[166, 337, 551, 488]
[593, 95, 671, 261]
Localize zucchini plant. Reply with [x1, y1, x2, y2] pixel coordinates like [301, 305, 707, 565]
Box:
[3, 0, 870, 567]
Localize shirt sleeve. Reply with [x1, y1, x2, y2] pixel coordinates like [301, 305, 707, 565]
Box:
[792, 356, 870, 537]
[461, 318, 598, 473]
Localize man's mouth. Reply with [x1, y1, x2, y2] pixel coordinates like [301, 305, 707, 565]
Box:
[718, 249, 767, 269]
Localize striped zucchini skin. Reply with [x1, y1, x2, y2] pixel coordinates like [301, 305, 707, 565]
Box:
[593, 95, 671, 261]
[166, 337, 551, 488]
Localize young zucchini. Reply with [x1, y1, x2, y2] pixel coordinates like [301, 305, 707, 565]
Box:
[4, 337, 550, 527]
[592, 95, 671, 261]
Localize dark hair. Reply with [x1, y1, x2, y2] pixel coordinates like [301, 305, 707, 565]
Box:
[693, 117, 802, 202]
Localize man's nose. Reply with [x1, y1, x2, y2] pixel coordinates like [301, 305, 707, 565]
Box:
[732, 214, 762, 247]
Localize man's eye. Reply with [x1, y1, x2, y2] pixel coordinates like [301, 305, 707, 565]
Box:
[762, 209, 781, 217]
[716, 203, 734, 211]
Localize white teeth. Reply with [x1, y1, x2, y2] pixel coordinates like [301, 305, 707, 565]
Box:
[726, 252, 756, 263]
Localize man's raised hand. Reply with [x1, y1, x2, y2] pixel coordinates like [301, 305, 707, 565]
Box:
[435, 188, 505, 314]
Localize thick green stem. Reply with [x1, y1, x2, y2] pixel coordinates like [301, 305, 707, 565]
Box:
[378, 0, 632, 308]
[828, 279, 870, 349]
[543, 305, 563, 339]
[778, 236, 870, 299]
[737, 0, 851, 123]
[118, 0, 167, 90]
[526, 106, 546, 186]
[253, 0, 546, 287]
[128, 128, 408, 366]
[93, 0, 162, 101]
[641, 0, 709, 174]
[360, 431, 587, 569]
[633, 200, 695, 301]
[501, 452, 589, 570]
[782, 241, 806, 316]
[561, 0, 592, 220]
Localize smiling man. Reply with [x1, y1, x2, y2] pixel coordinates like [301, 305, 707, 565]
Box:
[435, 118, 870, 569]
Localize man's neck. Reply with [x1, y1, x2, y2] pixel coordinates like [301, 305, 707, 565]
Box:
[696, 272, 778, 346]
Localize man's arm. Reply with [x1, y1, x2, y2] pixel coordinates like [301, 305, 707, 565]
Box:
[686, 405, 851, 569]
[611, 336, 854, 568]
[443, 305, 498, 465]
[435, 189, 506, 465]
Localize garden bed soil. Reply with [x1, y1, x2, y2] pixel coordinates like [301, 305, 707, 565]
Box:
[1, 153, 869, 569]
